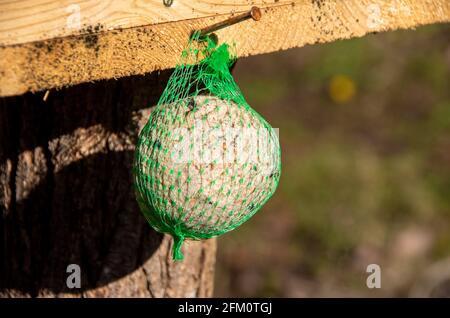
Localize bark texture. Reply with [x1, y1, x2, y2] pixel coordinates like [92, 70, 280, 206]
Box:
[0, 70, 216, 297]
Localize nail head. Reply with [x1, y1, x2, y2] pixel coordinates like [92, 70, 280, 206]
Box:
[250, 7, 262, 21]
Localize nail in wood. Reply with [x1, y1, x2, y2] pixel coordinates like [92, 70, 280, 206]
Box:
[198, 6, 262, 37]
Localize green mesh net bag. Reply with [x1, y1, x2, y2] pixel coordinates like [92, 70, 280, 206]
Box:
[133, 32, 281, 260]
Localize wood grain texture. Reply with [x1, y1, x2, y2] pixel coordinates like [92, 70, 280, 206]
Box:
[0, 0, 293, 46]
[0, 0, 449, 97]
[0, 71, 216, 297]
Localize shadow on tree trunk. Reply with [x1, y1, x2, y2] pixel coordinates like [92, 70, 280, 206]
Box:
[0, 70, 210, 296]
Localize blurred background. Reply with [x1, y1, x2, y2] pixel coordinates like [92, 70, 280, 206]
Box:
[215, 24, 450, 297]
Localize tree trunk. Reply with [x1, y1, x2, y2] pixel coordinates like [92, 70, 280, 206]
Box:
[0, 70, 216, 297]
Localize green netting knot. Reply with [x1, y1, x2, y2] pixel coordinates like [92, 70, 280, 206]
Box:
[172, 234, 185, 261]
[204, 42, 234, 76]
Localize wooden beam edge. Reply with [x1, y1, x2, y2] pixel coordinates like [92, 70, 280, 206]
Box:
[0, 0, 449, 97]
[0, 0, 295, 46]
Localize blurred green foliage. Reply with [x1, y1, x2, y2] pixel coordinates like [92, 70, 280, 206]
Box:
[216, 24, 450, 297]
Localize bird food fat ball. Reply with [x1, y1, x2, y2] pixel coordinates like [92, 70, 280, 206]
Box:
[133, 34, 281, 260]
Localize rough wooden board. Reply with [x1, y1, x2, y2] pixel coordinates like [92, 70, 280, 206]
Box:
[0, 0, 293, 46]
[0, 0, 449, 97]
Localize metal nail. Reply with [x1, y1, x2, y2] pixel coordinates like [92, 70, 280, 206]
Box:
[163, 0, 173, 7]
[197, 6, 262, 37]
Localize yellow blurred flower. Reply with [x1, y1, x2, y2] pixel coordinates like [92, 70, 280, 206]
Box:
[328, 75, 356, 104]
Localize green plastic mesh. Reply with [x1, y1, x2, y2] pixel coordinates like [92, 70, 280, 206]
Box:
[133, 32, 281, 261]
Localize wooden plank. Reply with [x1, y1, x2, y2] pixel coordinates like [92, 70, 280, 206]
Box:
[0, 0, 449, 97]
[0, 0, 293, 46]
